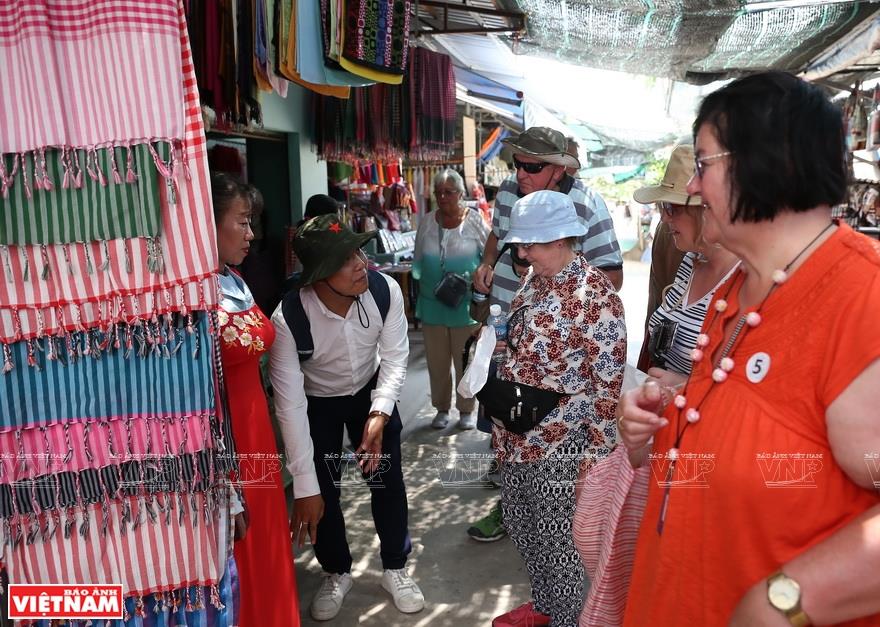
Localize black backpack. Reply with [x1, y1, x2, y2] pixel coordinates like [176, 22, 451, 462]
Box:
[280, 269, 391, 362]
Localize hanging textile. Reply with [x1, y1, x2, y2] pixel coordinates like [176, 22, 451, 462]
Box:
[314, 47, 457, 162]
[338, 0, 412, 84]
[0, 144, 165, 246]
[0, 3, 235, 613]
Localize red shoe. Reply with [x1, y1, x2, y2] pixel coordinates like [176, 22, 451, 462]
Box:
[492, 602, 552, 627]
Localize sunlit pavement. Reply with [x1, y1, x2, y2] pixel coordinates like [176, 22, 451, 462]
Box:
[292, 259, 651, 626]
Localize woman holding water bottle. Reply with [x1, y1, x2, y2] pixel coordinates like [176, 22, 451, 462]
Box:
[412, 168, 489, 430]
[489, 190, 626, 627]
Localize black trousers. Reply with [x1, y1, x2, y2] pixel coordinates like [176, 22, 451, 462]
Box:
[306, 375, 412, 574]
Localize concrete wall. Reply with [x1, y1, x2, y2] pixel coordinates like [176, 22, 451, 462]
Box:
[259, 82, 328, 223]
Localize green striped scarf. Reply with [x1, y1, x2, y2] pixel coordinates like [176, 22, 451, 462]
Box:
[0, 143, 165, 246]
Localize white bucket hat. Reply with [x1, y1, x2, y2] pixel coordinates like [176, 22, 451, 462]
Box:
[504, 190, 588, 245]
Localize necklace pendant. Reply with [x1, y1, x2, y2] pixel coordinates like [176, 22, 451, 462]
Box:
[667, 447, 679, 460]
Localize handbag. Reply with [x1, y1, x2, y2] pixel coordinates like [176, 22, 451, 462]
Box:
[432, 221, 469, 308]
[573, 446, 650, 626]
[477, 376, 565, 435]
[462, 336, 565, 434]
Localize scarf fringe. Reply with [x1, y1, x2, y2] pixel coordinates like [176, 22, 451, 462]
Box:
[0, 140, 186, 197]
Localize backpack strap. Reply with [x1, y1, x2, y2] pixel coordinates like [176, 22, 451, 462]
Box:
[280, 269, 392, 362]
[367, 269, 391, 322]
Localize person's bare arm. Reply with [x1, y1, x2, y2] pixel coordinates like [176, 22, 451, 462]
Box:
[598, 267, 623, 291]
[474, 231, 499, 293]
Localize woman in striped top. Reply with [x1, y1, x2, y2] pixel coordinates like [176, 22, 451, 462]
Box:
[638, 146, 739, 389]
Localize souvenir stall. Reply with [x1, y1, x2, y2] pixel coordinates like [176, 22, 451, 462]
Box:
[839, 83, 880, 239]
[0, 1, 239, 622]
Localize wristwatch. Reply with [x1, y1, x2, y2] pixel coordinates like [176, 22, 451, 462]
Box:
[767, 571, 810, 626]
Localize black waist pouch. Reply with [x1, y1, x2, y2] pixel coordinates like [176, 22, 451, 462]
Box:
[477, 377, 565, 435]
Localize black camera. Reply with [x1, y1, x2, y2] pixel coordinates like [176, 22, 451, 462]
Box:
[648, 320, 678, 368]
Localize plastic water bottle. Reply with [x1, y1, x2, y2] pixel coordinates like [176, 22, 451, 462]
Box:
[488, 304, 507, 363]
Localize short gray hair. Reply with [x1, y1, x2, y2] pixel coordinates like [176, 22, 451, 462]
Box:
[432, 168, 465, 196]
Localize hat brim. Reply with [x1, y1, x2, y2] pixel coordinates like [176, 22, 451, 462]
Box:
[633, 185, 702, 206]
[296, 230, 377, 287]
[501, 138, 581, 170]
[503, 222, 588, 245]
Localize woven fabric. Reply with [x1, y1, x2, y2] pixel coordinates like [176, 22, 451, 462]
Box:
[341, 0, 411, 76]
[0, 315, 214, 432]
[0, 413, 215, 483]
[2, 491, 229, 597]
[573, 446, 649, 627]
[0, 144, 164, 246]
[0, 4, 219, 343]
[0, 0, 183, 154]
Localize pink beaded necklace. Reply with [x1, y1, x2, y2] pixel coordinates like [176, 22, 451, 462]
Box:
[656, 220, 835, 534]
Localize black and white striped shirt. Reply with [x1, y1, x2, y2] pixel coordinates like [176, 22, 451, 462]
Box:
[647, 253, 739, 376]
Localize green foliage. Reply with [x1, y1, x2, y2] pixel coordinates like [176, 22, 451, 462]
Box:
[582, 151, 668, 204]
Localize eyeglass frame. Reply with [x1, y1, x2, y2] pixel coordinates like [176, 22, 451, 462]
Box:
[657, 199, 694, 218]
[693, 151, 733, 179]
[513, 156, 551, 174]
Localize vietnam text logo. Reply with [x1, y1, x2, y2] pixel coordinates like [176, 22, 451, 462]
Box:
[8, 584, 123, 620]
[756, 453, 823, 488]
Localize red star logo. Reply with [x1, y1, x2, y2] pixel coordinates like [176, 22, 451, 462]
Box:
[329, 222, 342, 233]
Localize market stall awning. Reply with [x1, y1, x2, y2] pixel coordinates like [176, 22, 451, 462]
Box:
[454, 65, 524, 124]
[498, 0, 880, 84]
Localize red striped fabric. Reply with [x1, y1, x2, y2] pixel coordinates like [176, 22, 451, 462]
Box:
[3, 492, 228, 597]
[573, 446, 650, 627]
[0, 0, 182, 153]
[0, 0, 219, 344]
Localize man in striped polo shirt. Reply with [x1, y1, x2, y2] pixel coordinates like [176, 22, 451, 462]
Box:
[474, 126, 623, 307]
[468, 127, 623, 544]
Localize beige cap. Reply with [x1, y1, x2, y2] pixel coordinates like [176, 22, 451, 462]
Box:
[633, 144, 702, 206]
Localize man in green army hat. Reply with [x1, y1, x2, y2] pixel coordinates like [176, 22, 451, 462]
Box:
[268, 214, 424, 621]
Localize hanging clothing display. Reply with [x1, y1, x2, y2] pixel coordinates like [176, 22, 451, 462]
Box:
[314, 48, 457, 162]
[0, 3, 237, 623]
[337, 0, 412, 84]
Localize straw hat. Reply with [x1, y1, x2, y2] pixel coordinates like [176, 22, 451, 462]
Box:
[633, 144, 702, 206]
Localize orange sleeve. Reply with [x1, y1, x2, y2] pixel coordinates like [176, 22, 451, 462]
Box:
[818, 269, 880, 407]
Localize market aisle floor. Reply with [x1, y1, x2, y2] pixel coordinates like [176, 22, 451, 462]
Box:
[292, 260, 650, 626]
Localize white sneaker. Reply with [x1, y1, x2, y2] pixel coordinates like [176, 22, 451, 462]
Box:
[310, 572, 353, 621]
[431, 411, 449, 429]
[458, 412, 476, 430]
[381, 568, 425, 613]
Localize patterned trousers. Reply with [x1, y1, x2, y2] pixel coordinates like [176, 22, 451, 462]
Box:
[502, 454, 585, 627]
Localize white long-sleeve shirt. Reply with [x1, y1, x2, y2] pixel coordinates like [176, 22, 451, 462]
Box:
[268, 273, 410, 499]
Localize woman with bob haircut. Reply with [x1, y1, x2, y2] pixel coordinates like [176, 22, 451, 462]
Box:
[619, 71, 880, 626]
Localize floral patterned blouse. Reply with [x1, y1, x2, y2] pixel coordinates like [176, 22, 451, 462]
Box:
[493, 254, 627, 465]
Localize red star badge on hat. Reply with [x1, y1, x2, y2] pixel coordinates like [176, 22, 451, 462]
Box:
[329, 222, 342, 233]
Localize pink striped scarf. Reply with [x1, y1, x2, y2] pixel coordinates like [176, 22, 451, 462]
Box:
[0, 1, 219, 344]
[2, 492, 229, 597]
[0, 0, 183, 154]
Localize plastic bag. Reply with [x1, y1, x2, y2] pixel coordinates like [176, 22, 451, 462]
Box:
[457, 326, 496, 398]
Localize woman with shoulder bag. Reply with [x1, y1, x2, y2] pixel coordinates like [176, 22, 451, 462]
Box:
[412, 169, 489, 430]
[489, 190, 627, 627]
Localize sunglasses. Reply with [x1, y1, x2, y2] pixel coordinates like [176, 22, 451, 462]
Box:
[513, 157, 550, 174]
[693, 151, 732, 178]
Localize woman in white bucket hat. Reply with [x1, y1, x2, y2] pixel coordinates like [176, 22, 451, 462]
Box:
[490, 190, 627, 627]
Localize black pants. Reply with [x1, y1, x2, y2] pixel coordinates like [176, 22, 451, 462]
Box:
[306, 376, 411, 574]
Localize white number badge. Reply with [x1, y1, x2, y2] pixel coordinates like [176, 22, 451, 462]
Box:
[746, 352, 771, 383]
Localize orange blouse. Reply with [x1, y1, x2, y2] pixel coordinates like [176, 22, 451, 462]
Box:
[623, 224, 880, 626]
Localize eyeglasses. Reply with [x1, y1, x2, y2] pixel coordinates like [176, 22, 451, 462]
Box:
[693, 151, 732, 178]
[434, 188, 460, 198]
[657, 202, 688, 218]
[513, 157, 550, 174]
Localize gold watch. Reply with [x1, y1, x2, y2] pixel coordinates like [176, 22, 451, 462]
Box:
[767, 572, 810, 626]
